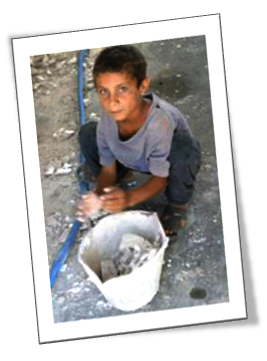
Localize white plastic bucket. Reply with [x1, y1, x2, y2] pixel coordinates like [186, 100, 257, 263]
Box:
[78, 211, 169, 311]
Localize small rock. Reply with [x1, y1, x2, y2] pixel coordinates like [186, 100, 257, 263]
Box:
[47, 69, 52, 75]
[33, 83, 41, 90]
[194, 237, 206, 243]
[36, 75, 45, 81]
[62, 163, 72, 170]
[55, 168, 72, 175]
[213, 219, 217, 223]
[31, 67, 38, 75]
[45, 90, 51, 95]
[68, 56, 77, 64]
[45, 166, 55, 176]
[70, 285, 81, 294]
[42, 55, 49, 67]
[65, 216, 73, 223]
[185, 262, 190, 268]
[64, 129, 75, 137]
[176, 44, 181, 48]
[60, 264, 67, 273]
[57, 296, 65, 304]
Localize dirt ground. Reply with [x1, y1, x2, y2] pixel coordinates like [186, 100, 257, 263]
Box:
[32, 36, 229, 323]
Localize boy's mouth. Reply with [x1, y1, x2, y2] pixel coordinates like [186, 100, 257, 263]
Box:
[110, 110, 122, 114]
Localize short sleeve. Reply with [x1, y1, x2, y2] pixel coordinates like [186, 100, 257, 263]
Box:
[96, 120, 115, 166]
[147, 117, 174, 177]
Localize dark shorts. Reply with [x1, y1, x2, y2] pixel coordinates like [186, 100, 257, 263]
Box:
[79, 121, 202, 205]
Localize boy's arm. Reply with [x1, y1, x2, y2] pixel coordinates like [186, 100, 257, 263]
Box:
[101, 175, 167, 213]
[127, 175, 167, 207]
[95, 162, 117, 196]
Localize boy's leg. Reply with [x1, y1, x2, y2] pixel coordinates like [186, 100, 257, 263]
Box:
[78, 121, 130, 182]
[162, 130, 202, 235]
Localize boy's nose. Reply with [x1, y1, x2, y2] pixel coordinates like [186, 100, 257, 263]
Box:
[108, 93, 120, 108]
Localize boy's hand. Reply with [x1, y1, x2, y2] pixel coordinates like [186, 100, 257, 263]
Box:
[76, 191, 101, 222]
[100, 187, 129, 213]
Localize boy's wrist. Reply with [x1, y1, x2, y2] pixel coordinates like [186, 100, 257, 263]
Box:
[125, 189, 134, 208]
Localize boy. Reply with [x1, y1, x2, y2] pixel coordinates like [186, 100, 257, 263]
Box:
[77, 45, 201, 236]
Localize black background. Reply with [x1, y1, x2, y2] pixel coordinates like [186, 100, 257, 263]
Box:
[3, 13, 264, 345]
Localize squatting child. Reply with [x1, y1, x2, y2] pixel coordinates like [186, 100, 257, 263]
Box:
[77, 45, 202, 236]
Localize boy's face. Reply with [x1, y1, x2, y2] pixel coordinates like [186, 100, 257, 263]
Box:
[95, 72, 149, 122]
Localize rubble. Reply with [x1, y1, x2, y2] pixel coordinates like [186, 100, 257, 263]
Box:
[30, 51, 78, 96]
[100, 233, 161, 282]
[53, 128, 76, 140]
[55, 169, 71, 175]
[45, 166, 55, 176]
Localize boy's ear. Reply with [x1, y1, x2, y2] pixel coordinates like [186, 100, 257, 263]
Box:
[140, 76, 150, 94]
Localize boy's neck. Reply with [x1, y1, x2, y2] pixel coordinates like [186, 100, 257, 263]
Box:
[118, 98, 151, 132]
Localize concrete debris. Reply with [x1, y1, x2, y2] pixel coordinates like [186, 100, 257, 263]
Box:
[68, 57, 77, 64]
[45, 166, 55, 176]
[33, 83, 41, 90]
[100, 233, 161, 282]
[57, 296, 65, 304]
[64, 129, 75, 137]
[55, 167, 72, 175]
[65, 216, 73, 223]
[30, 51, 78, 95]
[101, 260, 118, 282]
[60, 264, 67, 272]
[53, 128, 75, 139]
[194, 237, 207, 243]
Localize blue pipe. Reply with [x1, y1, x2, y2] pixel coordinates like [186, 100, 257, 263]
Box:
[49, 49, 88, 289]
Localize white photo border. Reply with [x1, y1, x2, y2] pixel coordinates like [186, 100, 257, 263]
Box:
[12, 14, 247, 343]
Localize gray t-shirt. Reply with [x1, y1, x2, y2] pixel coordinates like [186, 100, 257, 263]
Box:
[97, 93, 192, 177]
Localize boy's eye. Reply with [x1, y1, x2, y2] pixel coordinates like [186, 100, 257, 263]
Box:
[98, 89, 107, 96]
[118, 87, 127, 94]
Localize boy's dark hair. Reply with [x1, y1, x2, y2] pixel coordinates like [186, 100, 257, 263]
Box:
[93, 45, 147, 88]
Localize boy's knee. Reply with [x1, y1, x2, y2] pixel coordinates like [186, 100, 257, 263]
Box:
[78, 121, 97, 145]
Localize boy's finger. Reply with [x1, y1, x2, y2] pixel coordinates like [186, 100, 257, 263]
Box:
[101, 191, 120, 201]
